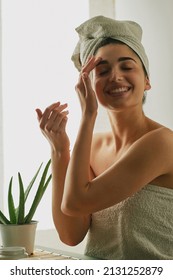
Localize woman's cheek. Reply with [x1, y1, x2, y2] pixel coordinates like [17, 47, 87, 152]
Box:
[93, 76, 102, 91]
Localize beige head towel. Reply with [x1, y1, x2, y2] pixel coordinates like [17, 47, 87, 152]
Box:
[71, 15, 149, 77]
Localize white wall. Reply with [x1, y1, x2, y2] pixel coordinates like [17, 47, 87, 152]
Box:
[89, 0, 115, 18]
[1, 0, 89, 230]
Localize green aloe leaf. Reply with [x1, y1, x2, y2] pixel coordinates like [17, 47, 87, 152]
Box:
[17, 173, 25, 224]
[0, 159, 51, 225]
[0, 210, 10, 224]
[15, 162, 43, 216]
[24, 175, 52, 223]
[36, 159, 51, 195]
[24, 162, 43, 202]
[24, 160, 51, 223]
[8, 177, 17, 224]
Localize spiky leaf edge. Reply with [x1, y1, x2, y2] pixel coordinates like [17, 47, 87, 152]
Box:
[24, 160, 51, 223]
[0, 210, 10, 224]
[8, 177, 17, 224]
[17, 173, 25, 224]
[15, 162, 43, 215]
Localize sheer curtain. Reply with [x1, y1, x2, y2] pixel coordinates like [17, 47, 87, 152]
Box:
[1, 0, 89, 229]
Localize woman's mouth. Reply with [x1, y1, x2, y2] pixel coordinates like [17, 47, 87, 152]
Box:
[106, 86, 131, 97]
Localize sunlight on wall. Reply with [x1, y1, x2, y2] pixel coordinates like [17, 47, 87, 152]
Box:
[2, 0, 89, 229]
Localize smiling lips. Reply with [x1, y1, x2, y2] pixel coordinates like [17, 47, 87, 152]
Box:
[106, 86, 131, 97]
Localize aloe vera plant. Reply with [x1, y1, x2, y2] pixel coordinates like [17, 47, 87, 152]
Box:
[0, 159, 52, 225]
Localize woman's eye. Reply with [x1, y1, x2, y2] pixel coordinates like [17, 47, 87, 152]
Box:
[98, 69, 110, 75]
[95, 65, 110, 76]
[121, 64, 134, 71]
[100, 70, 108, 75]
[122, 66, 133, 70]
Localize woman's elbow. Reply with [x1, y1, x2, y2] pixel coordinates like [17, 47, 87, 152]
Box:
[59, 233, 82, 247]
[61, 199, 81, 217]
[53, 217, 85, 247]
[61, 187, 91, 216]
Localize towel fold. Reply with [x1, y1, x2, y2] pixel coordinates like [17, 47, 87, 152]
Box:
[71, 15, 149, 77]
[85, 184, 173, 260]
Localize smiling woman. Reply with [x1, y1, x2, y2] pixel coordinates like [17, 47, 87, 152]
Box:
[1, 0, 173, 258]
[93, 44, 150, 108]
[36, 15, 173, 259]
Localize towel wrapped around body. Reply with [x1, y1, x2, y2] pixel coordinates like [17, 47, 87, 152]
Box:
[85, 184, 173, 259]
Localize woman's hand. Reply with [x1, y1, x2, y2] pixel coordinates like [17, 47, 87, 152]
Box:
[36, 102, 70, 153]
[75, 56, 102, 117]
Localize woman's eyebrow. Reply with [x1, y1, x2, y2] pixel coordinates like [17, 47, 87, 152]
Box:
[96, 60, 109, 67]
[96, 57, 137, 67]
[118, 57, 137, 63]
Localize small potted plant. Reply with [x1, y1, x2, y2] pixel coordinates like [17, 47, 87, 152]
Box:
[0, 159, 52, 255]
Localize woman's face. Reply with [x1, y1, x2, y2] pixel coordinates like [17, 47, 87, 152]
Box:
[92, 43, 151, 111]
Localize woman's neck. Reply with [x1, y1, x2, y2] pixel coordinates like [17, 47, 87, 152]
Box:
[107, 108, 149, 151]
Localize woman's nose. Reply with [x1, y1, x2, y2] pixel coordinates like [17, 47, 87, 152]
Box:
[109, 69, 123, 82]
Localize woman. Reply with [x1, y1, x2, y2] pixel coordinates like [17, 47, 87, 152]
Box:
[36, 16, 173, 259]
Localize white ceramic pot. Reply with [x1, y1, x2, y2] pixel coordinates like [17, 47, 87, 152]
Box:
[0, 221, 38, 255]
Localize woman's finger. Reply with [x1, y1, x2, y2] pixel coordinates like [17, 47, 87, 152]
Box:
[41, 101, 61, 121]
[38, 102, 68, 129]
[81, 72, 98, 113]
[81, 56, 102, 75]
[76, 57, 101, 97]
[52, 115, 68, 133]
[36, 102, 60, 125]
[45, 110, 69, 132]
[35, 109, 42, 121]
[82, 72, 93, 93]
[49, 106, 68, 121]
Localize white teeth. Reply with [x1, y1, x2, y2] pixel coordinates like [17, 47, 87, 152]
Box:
[109, 87, 129, 93]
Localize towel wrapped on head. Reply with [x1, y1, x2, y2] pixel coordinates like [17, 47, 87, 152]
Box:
[71, 15, 149, 77]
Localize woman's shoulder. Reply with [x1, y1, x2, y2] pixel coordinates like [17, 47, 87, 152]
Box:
[144, 122, 173, 143]
[131, 125, 173, 168]
[142, 117, 173, 142]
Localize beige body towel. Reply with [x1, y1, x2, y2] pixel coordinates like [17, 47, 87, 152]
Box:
[85, 184, 173, 260]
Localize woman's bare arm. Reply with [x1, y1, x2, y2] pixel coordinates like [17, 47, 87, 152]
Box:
[36, 102, 91, 246]
[62, 118, 173, 216]
[51, 149, 91, 245]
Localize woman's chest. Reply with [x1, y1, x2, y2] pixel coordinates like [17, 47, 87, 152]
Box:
[91, 140, 173, 190]
[91, 145, 125, 177]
